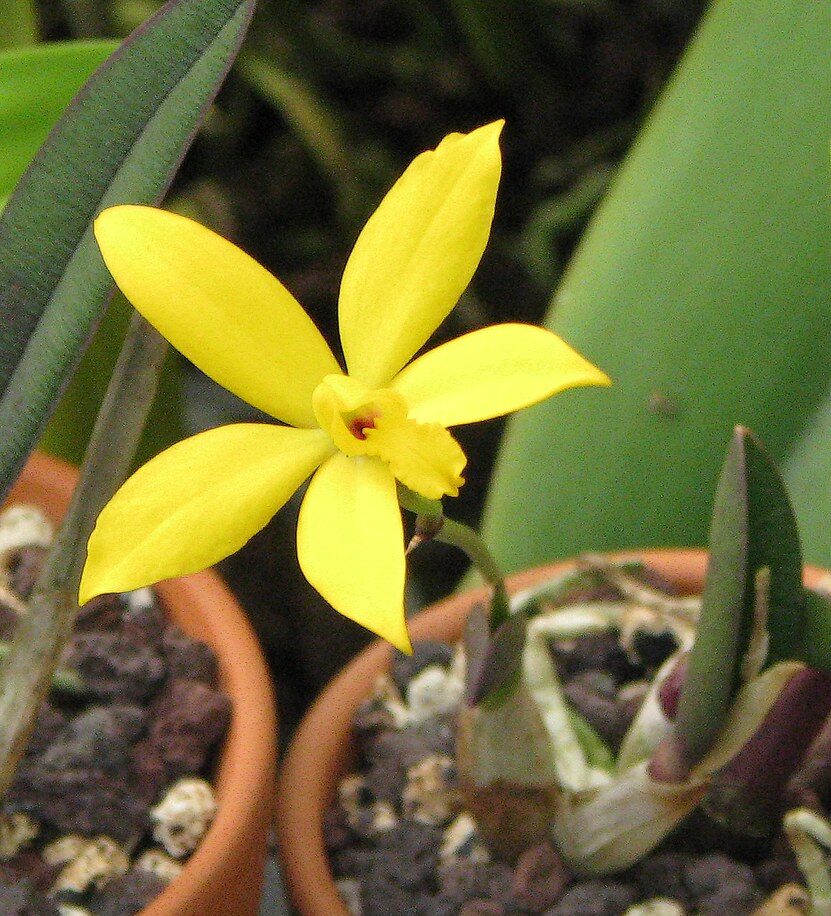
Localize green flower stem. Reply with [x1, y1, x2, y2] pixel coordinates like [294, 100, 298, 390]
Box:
[0, 310, 167, 800]
[397, 484, 510, 629]
[434, 518, 510, 628]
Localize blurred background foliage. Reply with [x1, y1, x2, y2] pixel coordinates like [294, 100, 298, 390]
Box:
[17, 0, 710, 722]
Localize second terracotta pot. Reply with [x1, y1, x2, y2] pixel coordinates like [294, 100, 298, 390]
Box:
[276, 549, 829, 916]
[7, 452, 277, 916]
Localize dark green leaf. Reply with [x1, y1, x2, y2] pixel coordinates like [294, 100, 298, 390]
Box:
[0, 0, 38, 50]
[802, 588, 831, 672]
[676, 427, 804, 761]
[0, 0, 255, 501]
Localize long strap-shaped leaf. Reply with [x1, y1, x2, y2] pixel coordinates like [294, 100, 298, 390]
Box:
[481, 0, 831, 572]
[0, 0, 255, 502]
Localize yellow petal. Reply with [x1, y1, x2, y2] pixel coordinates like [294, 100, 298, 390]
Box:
[392, 323, 611, 426]
[94, 206, 340, 427]
[365, 413, 466, 500]
[79, 424, 333, 604]
[297, 453, 411, 653]
[339, 121, 503, 389]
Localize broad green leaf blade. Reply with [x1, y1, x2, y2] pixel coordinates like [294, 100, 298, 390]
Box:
[676, 428, 803, 761]
[0, 41, 118, 199]
[783, 387, 831, 569]
[0, 0, 255, 502]
[482, 0, 831, 573]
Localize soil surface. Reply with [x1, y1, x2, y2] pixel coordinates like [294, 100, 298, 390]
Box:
[325, 570, 822, 915]
[0, 544, 231, 915]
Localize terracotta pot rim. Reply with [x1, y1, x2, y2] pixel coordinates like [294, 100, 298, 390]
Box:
[9, 452, 277, 916]
[276, 547, 829, 916]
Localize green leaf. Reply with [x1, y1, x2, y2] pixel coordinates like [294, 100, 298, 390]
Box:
[482, 0, 831, 574]
[676, 427, 804, 761]
[802, 589, 831, 673]
[0, 0, 255, 502]
[782, 388, 831, 569]
[0, 41, 118, 199]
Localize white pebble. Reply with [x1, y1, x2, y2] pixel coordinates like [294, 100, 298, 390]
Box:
[0, 505, 53, 568]
[51, 836, 129, 894]
[134, 848, 184, 883]
[43, 834, 88, 866]
[336, 878, 363, 916]
[406, 665, 464, 724]
[624, 900, 686, 916]
[123, 586, 155, 613]
[402, 755, 459, 826]
[58, 906, 94, 916]
[0, 812, 38, 859]
[440, 813, 490, 864]
[150, 777, 218, 858]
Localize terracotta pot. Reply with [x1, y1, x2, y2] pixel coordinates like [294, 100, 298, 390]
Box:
[277, 548, 829, 916]
[6, 452, 277, 916]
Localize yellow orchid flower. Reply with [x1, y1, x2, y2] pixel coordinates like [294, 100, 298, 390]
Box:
[79, 121, 609, 652]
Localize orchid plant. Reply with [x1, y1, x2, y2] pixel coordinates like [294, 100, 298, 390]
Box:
[78, 121, 608, 653]
[74, 116, 831, 909]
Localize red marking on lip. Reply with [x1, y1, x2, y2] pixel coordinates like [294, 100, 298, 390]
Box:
[349, 415, 377, 440]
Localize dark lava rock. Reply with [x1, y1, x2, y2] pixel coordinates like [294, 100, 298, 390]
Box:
[322, 805, 353, 852]
[39, 704, 147, 772]
[23, 705, 68, 758]
[550, 633, 640, 683]
[392, 642, 455, 694]
[331, 845, 378, 878]
[564, 677, 629, 749]
[439, 860, 513, 907]
[0, 878, 59, 915]
[376, 819, 442, 858]
[630, 629, 679, 670]
[74, 594, 123, 633]
[130, 739, 169, 804]
[361, 872, 428, 916]
[1, 851, 60, 894]
[146, 679, 232, 781]
[361, 728, 434, 784]
[120, 598, 166, 646]
[161, 625, 217, 683]
[755, 854, 803, 892]
[67, 632, 166, 702]
[423, 895, 463, 916]
[7, 767, 149, 843]
[541, 880, 638, 915]
[684, 853, 757, 900]
[8, 547, 46, 601]
[696, 883, 763, 914]
[459, 901, 505, 916]
[634, 851, 691, 906]
[91, 869, 169, 916]
[511, 842, 571, 913]
[362, 719, 454, 773]
[364, 758, 408, 806]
